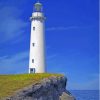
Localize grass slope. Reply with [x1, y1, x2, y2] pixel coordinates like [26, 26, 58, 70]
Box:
[0, 73, 63, 99]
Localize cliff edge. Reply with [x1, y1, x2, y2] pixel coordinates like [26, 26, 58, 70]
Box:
[4, 76, 75, 100]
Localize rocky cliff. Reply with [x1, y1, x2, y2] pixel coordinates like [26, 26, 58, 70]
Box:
[5, 76, 75, 100]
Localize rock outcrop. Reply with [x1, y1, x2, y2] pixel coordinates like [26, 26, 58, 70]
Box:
[5, 76, 75, 100]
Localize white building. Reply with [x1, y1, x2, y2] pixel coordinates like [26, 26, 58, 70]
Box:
[29, 2, 46, 73]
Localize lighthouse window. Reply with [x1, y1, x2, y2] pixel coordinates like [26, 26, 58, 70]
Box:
[32, 43, 35, 46]
[33, 27, 35, 30]
[32, 59, 34, 63]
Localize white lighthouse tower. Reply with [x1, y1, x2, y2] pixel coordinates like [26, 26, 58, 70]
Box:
[29, 2, 46, 73]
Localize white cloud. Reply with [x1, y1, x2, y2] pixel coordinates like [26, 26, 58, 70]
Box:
[67, 74, 99, 90]
[47, 54, 57, 60]
[0, 51, 29, 74]
[46, 26, 79, 31]
[0, 6, 28, 43]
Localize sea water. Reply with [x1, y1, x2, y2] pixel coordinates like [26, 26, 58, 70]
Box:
[70, 90, 99, 100]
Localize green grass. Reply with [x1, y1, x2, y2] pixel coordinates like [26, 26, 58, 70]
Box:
[0, 73, 63, 99]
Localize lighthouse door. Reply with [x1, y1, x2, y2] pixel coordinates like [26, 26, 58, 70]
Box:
[30, 68, 35, 73]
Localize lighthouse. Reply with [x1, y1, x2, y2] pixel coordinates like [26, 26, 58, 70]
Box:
[29, 2, 46, 73]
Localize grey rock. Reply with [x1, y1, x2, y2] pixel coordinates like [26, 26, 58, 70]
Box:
[4, 76, 75, 100]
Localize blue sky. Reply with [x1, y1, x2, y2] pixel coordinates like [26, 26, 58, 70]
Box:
[0, 0, 99, 90]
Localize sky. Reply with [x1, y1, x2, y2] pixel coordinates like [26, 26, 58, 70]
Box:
[0, 0, 99, 90]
